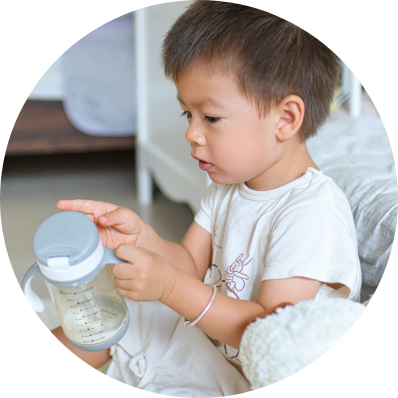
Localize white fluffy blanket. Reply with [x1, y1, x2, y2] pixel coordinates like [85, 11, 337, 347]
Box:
[240, 298, 365, 389]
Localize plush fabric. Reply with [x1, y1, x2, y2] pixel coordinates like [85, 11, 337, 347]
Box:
[240, 298, 365, 389]
[307, 115, 397, 302]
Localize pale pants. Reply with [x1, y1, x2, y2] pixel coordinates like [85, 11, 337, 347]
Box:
[106, 300, 251, 397]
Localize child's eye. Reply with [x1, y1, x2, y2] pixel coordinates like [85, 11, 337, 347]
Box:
[180, 111, 219, 123]
[180, 110, 192, 119]
[205, 116, 220, 124]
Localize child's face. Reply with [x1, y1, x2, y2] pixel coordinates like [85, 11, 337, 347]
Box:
[175, 62, 282, 189]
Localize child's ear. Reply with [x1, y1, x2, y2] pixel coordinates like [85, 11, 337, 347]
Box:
[275, 95, 305, 141]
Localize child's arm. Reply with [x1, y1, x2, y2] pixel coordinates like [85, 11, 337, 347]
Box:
[163, 273, 321, 349]
[112, 223, 321, 350]
[52, 327, 111, 369]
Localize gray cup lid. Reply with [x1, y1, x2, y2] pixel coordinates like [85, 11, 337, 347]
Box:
[33, 211, 100, 266]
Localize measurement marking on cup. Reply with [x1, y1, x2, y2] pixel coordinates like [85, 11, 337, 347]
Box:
[83, 338, 102, 343]
[59, 287, 93, 295]
[82, 330, 104, 338]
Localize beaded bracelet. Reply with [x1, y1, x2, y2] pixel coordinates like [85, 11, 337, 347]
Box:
[184, 284, 217, 327]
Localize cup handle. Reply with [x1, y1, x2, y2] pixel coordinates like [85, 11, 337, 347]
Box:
[22, 263, 45, 312]
[101, 246, 124, 267]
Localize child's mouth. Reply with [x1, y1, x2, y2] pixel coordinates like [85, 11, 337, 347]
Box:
[199, 160, 214, 171]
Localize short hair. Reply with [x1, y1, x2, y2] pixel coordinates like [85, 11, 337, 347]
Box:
[162, 0, 341, 140]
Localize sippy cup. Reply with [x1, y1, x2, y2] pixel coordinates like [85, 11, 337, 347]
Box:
[22, 211, 130, 352]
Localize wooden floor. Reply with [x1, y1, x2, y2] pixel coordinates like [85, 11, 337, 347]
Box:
[6, 100, 136, 156]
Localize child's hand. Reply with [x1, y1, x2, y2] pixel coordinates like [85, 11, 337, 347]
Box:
[57, 199, 148, 250]
[112, 244, 176, 302]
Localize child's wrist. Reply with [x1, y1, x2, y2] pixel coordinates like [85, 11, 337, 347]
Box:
[159, 263, 180, 305]
[136, 223, 172, 258]
[134, 221, 153, 248]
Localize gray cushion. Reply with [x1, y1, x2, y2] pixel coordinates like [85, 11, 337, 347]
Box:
[307, 115, 397, 302]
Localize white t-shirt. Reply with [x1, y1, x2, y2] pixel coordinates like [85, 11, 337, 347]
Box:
[194, 167, 361, 363]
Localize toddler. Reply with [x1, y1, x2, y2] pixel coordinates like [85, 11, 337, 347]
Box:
[53, 1, 361, 395]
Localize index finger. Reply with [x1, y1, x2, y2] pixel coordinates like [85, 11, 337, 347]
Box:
[57, 199, 119, 221]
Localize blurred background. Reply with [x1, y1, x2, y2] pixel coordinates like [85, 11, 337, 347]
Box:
[1, 5, 196, 299]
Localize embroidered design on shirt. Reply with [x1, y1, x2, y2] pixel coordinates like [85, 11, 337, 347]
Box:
[225, 253, 252, 299]
[213, 225, 218, 239]
[223, 254, 252, 362]
[213, 226, 224, 252]
[205, 264, 222, 287]
[224, 344, 241, 362]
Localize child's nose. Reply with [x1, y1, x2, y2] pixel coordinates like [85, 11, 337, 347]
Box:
[185, 123, 205, 146]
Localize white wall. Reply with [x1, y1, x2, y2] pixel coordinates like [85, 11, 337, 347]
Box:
[28, 56, 64, 100]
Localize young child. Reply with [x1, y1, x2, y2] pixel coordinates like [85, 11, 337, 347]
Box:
[54, 1, 361, 395]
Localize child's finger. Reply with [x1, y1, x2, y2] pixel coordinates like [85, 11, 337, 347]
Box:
[56, 199, 118, 218]
[112, 263, 132, 280]
[112, 255, 134, 279]
[98, 207, 136, 228]
[57, 200, 95, 222]
[57, 200, 75, 210]
[115, 243, 142, 261]
[113, 277, 133, 290]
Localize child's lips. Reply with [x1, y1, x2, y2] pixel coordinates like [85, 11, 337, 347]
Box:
[199, 160, 214, 171]
[192, 153, 214, 171]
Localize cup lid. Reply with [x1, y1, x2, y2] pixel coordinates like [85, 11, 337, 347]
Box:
[33, 211, 99, 267]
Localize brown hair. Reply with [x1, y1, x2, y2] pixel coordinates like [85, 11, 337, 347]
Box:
[162, 0, 341, 140]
